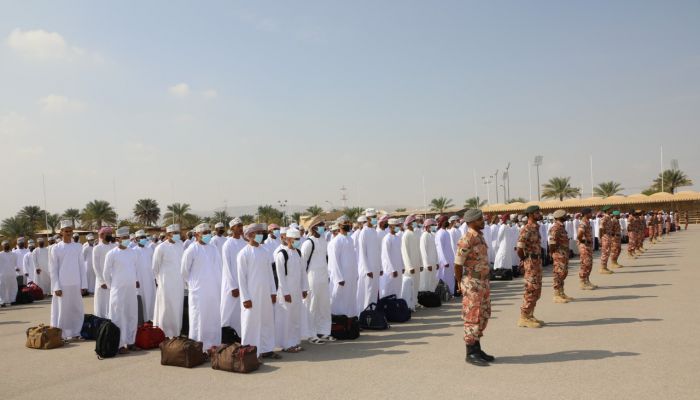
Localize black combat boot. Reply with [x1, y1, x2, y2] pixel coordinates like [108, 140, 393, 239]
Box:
[465, 344, 489, 366]
[475, 341, 495, 362]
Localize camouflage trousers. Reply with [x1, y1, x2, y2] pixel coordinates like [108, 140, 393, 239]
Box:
[578, 244, 593, 280]
[520, 259, 542, 316]
[460, 275, 491, 345]
[611, 236, 622, 262]
[637, 231, 645, 248]
[627, 232, 637, 253]
[600, 235, 612, 268]
[552, 252, 569, 291]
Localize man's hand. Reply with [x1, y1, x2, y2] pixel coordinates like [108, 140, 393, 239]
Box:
[410, 268, 415, 274]
[54, 290, 63, 297]
[420, 267, 424, 272]
[271, 294, 277, 304]
[101, 284, 108, 289]
[302, 291, 308, 299]
[15, 268, 20, 273]
[232, 289, 240, 298]
[243, 300, 253, 309]
[380, 270, 384, 276]
[427, 266, 432, 272]
[338, 281, 345, 286]
[367, 272, 373, 278]
[36, 269, 42, 275]
[136, 281, 140, 289]
[392, 271, 398, 278]
[284, 294, 292, 303]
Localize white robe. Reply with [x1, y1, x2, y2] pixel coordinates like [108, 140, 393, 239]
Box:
[356, 225, 381, 315]
[152, 240, 185, 338]
[13, 248, 28, 280]
[134, 245, 156, 322]
[274, 245, 309, 349]
[81, 244, 96, 293]
[0, 252, 18, 304]
[419, 231, 438, 291]
[23, 251, 35, 284]
[302, 235, 332, 337]
[104, 247, 139, 347]
[328, 234, 359, 317]
[220, 236, 246, 333]
[434, 229, 455, 293]
[263, 236, 281, 253]
[92, 241, 116, 318]
[489, 224, 499, 264]
[31, 247, 50, 293]
[210, 234, 227, 255]
[380, 233, 403, 298]
[237, 244, 276, 356]
[493, 224, 512, 270]
[49, 242, 87, 339]
[181, 242, 222, 349]
[400, 229, 421, 309]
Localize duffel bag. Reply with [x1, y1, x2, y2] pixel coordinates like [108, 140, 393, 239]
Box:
[378, 295, 411, 323]
[135, 322, 166, 349]
[221, 326, 241, 345]
[490, 268, 513, 281]
[417, 291, 442, 308]
[211, 343, 260, 373]
[13, 288, 34, 305]
[95, 321, 120, 359]
[160, 336, 206, 368]
[23, 283, 44, 301]
[359, 303, 389, 330]
[81, 314, 110, 340]
[331, 315, 360, 340]
[26, 324, 64, 349]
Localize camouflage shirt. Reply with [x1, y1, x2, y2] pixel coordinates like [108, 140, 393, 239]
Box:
[600, 214, 614, 237]
[454, 228, 489, 274]
[577, 218, 593, 246]
[611, 216, 621, 237]
[547, 220, 569, 252]
[516, 222, 541, 255]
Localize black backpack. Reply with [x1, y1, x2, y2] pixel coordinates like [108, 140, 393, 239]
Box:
[359, 303, 389, 330]
[221, 326, 242, 345]
[378, 295, 411, 323]
[435, 280, 451, 303]
[417, 291, 442, 308]
[81, 314, 110, 340]
[272, 248, 301, 289]
[490, 268, 513, 281]
[13, 287, 34, 305]
[331, 315, 360, 340]
[95, 321, 121, 359]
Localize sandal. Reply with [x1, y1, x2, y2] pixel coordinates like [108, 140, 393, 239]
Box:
[118, 347, 130, 354]
[283, 347, 300, 353]
[308, 337, 324, 345]
[320, 335, 336, 342]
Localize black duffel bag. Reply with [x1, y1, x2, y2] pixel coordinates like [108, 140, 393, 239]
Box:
[359, 303, 389, 330]
[331, 314, 360, 340]
[490, 268, 513, 281]
[221, 326, 242, 344]
[417, 291, 442, 308]
[378, 295, 411, 323]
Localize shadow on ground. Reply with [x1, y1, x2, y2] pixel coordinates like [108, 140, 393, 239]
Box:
[545, 317, 662, 327]
[496, 350, 639, 364]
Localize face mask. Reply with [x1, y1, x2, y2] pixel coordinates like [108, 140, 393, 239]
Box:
[121, 239, 130, 247]
[371, 218, 377, 225]
[172, 234, 181, 241]
[293, 239, 301, 249]
[317, 227, 326, 235]
[273, 229, 280, 237]
[254, 234, 264, 244]
[139, 239, 149, 246]
[412, 222, 417, 229]
[201, 234, 212, 244]
[431, 226, 437, 233]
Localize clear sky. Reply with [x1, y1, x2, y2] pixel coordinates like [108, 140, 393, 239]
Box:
[1, 0, 698, 220]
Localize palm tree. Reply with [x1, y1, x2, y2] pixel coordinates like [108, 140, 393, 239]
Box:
[430, 197, 454, 213]
[652, 169, 693, 194]
[0, 216, 34, 239]
[81, 200, 117, 229]
[62, 208, 81, 228]
[289, 212, 302, 224]
[18, 205, 45, 229]
[163, 203, 198, 226]
[46, 213, 61, 234]
[464, 197, 486, 208]
[212, 210, 230, 224]
[342, 207, 365, 221]
[240, 214, 255, 225]
[257, 205, 283, 225]
[541, 177, 581, 201]
[593, 181, 624, 198]
[305, 205, 324, 217]
[642, 187, 658, 196]
[507, 197, 527, 204]
[133, 199, 160, 226]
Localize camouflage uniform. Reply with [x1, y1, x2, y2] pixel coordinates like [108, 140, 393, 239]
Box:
[547, 220, 569, 292]
[647, 215, 656, 241]
[627, 214, 637, 255]
[637, 216, 645, 249]
[577, 218, 594, 280]
[455, 228, 491, 345]
[517, 222, 542, 316]
[599, 214, 613, 268]
[611, 216, 622, 263]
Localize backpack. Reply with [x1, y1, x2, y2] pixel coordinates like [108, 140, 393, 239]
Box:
[211, 343, 260, 373]
[272, 248, 301, 289]
[378, 295, 411, 323]
[13, 288, 34, 305]
[81, 314, 110, 340]
[135, 322, 166, 349]
[490, 268, 513, 281]
[331, 315, 360, 340]
[417, 291, 442, 308]
[359, 303, 389, 330]
[304, 238, 315, 271]
[221, 326, 242, 345]
[95, 321, 121, 359]
[435, 280, 451, 303]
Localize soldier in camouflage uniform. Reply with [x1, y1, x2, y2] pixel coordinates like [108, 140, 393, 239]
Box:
[454, 209, 493, 366]
[598, 205, 614, 275]
[627, 212, 638, 258]
[610, 210, 624, 268]
[548, 209, 573, 303]
[636, 210, 647, 253]
[516, 205, 544, 328]
[578, 207, 597, 290]
[647, 212, 657, 244]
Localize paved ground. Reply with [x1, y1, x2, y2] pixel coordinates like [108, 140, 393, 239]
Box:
[2, 227, 698, 400]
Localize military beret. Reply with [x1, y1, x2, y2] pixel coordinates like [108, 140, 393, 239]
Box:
[612, 210, 620, 216]
[581, 207, 593, 215]
[601, 205, 612, 212]
[463, 209, 483, 223]
[525, 205, 540, 214]
[553, 209, 566, 219]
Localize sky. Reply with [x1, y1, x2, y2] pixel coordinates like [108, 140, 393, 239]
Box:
[1, 0, 699, 220]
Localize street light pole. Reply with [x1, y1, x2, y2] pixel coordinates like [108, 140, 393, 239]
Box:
[533, 156, 543, 201]
[494, 169, 499, 203]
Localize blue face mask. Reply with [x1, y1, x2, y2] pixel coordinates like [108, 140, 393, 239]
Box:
[201, 234, 212, 244]
[273, 230, 280, 237]
[431, 226, 437, 233]
[121, 239, 130, 247]
[317, 227, 326, 235]
[371, 218, 378, 225]
[254, 234, 264, 244]
[139, 238, 149, 246]
[412, 222, 418, 229]
[293, 239, 301, 249]
[172, 234, 181, 241]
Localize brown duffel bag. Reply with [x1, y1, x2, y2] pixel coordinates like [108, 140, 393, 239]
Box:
[211, 343, 260, 373]
[26, 324, 64, 349]
[159, 336, 206, 368]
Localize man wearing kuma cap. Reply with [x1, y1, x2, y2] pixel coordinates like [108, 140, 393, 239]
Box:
[220, 218, 246, 334]
[210, 222, 228, 254]
[152, 224, 185, 338]
[380, 218, 404, 298]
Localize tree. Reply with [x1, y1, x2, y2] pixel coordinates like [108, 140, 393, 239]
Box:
[62, 208, 81, 228]
[257, 205, 284, 225]
[163, 203, 198, 227]
[0, 216, 34, 240]
[305, 205, 324, 217]
[394, 208, 407, 212]
[652, 169, 693, 194]
[342, 207, 365, 221]
[430, 197, 454, 213]
[46, 213, 61, 234]
[240, 214, 255, 225]
[133, 198, 160, 227]
[541, 177, 581, 201]
[81, 200, 117, 229]
[641, 187, 658, 196]
[212, 210, 230, 225]
[289, 212, 302, 224]
[18, 205, 45, 229]
[464, 197, 486, 208]
[594, 181, 624, 198]
[507, 197, 527, 204]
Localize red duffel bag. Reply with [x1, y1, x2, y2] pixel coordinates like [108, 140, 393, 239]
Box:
[135, 322, 166, 349]
[23, 283, 45, 301]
